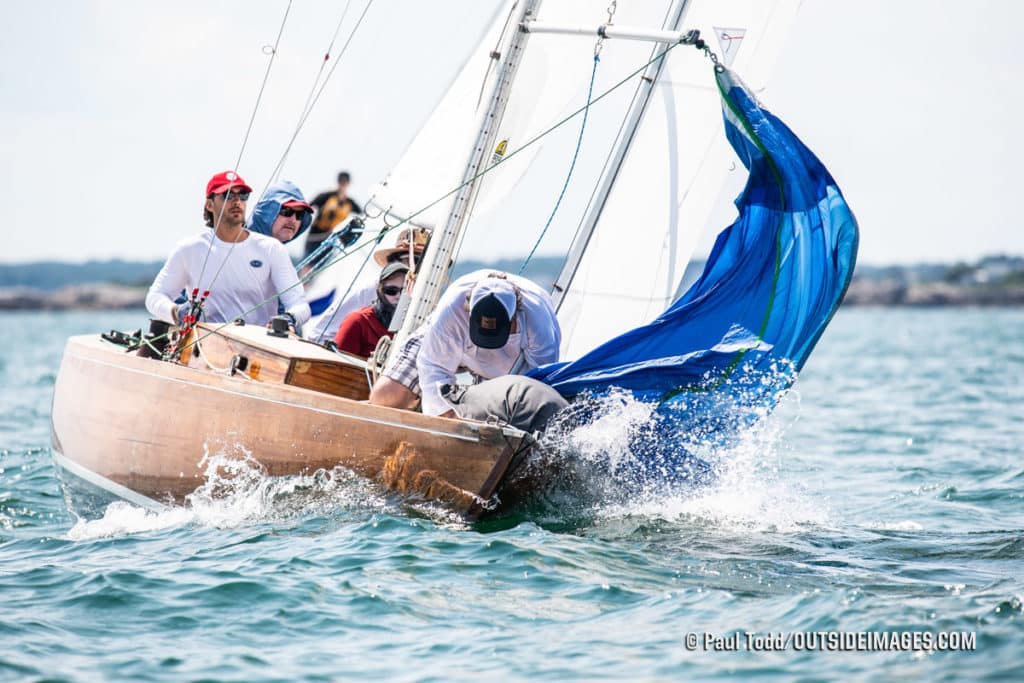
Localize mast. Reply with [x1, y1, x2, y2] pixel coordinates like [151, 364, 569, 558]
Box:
[391, 0, 543, 350]
[549, 0, 691, 311]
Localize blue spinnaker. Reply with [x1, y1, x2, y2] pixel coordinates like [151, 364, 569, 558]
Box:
[531, 68, 858, 420]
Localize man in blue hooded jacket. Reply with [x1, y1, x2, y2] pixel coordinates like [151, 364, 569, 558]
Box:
[248, 180, 314, 244]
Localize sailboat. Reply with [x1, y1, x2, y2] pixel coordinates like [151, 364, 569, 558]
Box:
[50, 0, 857, 518]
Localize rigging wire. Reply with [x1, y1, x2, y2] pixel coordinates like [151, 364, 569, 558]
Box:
[191, 1, 354, 349]
[261, 0, 376, 194]
[518, 53, 600, 276]
[178, 37, 698, 357]
[182, 0, 295, 348]
[294, 0, 354, 145]
[235, 0, 294, 172]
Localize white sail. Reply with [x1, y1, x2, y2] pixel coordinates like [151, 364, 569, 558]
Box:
[373, 0, 675, 342]
[363, 1, 515, 228]
[316, 0, 800, 358]
[554, 0, 801, 359]
[367, 1, 663, 234]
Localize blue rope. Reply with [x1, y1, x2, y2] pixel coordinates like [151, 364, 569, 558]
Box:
[519, 54, 600, 276]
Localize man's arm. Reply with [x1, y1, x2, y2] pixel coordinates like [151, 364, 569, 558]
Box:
[146, 248, 189, 324]
[311, 191, 331, 210]
[269, 243, 311, 325]
[416, 315, 465, 416]
[519, 299, 562, 371]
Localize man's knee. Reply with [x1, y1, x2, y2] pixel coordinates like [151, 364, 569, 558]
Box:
[369, 377, 418, 409]
[453, 375, 568, 433]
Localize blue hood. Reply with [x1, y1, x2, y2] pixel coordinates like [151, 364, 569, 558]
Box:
[249, 180, 313, 244]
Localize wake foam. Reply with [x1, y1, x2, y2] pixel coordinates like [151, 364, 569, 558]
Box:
[66, 444, 387, 541]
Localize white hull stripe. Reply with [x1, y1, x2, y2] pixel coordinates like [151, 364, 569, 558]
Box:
[51, 450, 167, 512]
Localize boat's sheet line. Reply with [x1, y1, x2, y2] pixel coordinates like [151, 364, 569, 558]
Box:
[70, 349, 484, 444]
[51, 450, 167, 513]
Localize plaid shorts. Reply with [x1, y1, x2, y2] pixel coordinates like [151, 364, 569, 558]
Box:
[382, 331, 423, 396]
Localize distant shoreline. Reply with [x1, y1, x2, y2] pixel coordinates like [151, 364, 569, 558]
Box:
[3, 282, 1023, 312]
[2, 254, 1023, 310]
[0, 285, 147, 311]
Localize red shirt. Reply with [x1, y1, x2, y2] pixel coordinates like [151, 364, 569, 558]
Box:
[334, 305, 392, 358]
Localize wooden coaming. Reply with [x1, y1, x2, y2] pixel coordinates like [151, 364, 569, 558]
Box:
[191, 322, 371, 400]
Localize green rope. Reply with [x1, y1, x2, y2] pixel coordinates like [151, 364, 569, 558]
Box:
[519, 53, 601, 275]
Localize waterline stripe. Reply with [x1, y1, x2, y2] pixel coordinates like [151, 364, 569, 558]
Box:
[51, 450, 167, 512]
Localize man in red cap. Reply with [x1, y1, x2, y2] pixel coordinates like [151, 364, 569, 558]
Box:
[145, 171, 310, 328]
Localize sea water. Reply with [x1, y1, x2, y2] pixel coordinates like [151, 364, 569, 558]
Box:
[1, 308, 1021, 681]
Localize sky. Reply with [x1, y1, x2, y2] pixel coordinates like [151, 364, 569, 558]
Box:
[2, 0, 1022, 266]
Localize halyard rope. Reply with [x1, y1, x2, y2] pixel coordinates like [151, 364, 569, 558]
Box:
[519, 53, 600, 276]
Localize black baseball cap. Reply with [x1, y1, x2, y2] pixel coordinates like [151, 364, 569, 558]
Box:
[469, 285, 515, 349]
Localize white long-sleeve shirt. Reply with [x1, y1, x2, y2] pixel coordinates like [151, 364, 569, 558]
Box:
[417, 271, 561, 416]
[146, 230, 310, 326]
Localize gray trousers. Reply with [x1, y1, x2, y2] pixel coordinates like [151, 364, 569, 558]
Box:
[446, 375, 568, 434]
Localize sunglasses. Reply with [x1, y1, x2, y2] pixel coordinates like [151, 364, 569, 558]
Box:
[381, 286, 403, 297]
[279, 206, 308, 219]
[216, 190, 250, 201]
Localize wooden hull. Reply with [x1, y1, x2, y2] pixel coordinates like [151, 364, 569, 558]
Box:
[50, 333, 529, 519]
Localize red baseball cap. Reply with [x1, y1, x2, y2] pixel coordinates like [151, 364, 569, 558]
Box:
[282, 199, 313, 211]
[206, 170, 253, 196]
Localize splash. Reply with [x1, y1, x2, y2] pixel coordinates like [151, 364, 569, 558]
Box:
[515, 369, 829, 533]
[66, 501, 193, 541]
[66, 443, 388, 541]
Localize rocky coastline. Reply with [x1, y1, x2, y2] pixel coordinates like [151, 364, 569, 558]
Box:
[2, 254, 1023, 311]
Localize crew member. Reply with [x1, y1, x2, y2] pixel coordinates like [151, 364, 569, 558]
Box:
[369, 270, 561, 417]
[249, 180, 314, 244]
[305, 171, 363, 260]
[145, 171, 310, 327]
[306, 226, 430, 342]
[333, 262, 409, 358]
